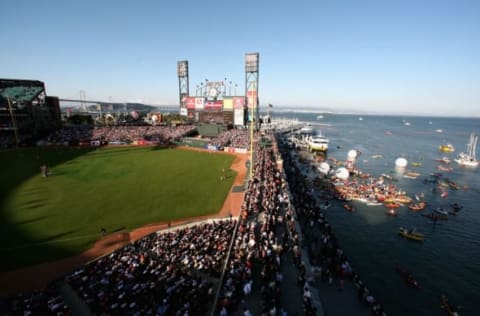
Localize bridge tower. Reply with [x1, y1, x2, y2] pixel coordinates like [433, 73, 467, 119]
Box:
[245, 53, 259, 129]
[177, 60, 189, 116]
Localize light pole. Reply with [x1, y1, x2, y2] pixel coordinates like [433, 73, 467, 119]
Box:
[7, 97, 19, 146]
[249, 83, 255, 179]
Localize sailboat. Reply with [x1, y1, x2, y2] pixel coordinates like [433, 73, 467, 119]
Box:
[454, 132, 478, 167]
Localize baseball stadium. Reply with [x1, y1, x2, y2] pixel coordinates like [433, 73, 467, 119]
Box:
[0, 54, 380, 316]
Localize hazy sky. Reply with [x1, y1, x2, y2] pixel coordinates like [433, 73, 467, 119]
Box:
[1, 0, 479, 116]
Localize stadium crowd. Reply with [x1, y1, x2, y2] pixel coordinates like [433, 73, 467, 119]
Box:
[0, 285, 69, 315]
[66, 220, 236, 315]
[207, 128, 250, 150]
[217, 133, 317, 315]
[45, 125, 196, 145]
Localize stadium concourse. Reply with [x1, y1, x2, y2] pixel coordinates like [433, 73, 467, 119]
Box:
[0, 127, 381, 316]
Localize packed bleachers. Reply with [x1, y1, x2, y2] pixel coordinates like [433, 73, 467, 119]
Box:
[0, 285, 69, 316]
[216, 131, 316, 315]
[66, 220, 236, 315]
[45, 125, 196, 145]
[207, 128, 249, 150]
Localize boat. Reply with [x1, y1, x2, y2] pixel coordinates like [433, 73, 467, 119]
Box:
[358, 117, 363, 121]
[437, 165, 453, 172]
[435, 157, 451, 164]
[436, 129, 443, 133]
[404, 172, 420, 179]
[371, 154, 383, 159]
[344, 203, 355, 212]
[447, 181, 460, 190]
[454, 132, 478, 168]
[399, 227, 424, 241]
[450, 203, 463, 212]
[396, 266, 420, 288]
[439, 144, 455, 153]
[408, 201, 426, 211]
[440, 295, 461, 316]
[395, 196, 412, 204]
[434, 208, 449, 215]
[384, 202, 401, 209]
[317, 115, 324, 119]
[411, 162, 422, 167]
[305, 131, 329, 152]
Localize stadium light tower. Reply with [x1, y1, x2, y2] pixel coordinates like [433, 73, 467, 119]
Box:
[245, 52, 259, 129]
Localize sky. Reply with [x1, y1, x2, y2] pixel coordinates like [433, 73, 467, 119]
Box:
[1, 0, 479, 116]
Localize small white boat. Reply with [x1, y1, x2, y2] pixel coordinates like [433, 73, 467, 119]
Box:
[436, 129, 443, 133]
[454, 132, 478, 167]
[317, 115, 324, 119]
[358, 117, 363, 121]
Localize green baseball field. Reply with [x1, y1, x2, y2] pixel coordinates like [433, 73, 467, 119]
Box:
[0, 146, 236, 272]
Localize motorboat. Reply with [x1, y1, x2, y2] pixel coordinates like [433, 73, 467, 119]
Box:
[305, 131, 329, 152]
[439, 143, 455, 153]
[454, 132, 478, 167]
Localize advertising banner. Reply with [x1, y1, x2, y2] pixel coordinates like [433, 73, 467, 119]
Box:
[234, 108, 244, 126]
[195, 97, 205, 110]
[185, 97, 196, 109]
[179, 107, 187, 116]
[233, 97, 245, 109]
[223, 98, 233, 111]
[205, 100, 223, 110]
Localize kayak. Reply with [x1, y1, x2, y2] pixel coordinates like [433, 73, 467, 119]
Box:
[408, 202, 426, 211]
[399, 227, 424, 241]
[396, 266, 420, 288]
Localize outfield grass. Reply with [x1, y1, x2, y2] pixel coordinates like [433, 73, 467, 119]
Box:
[0, 146, 236, 271]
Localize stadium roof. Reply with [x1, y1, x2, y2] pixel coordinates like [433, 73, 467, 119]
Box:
[0, 79, 45, 103]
